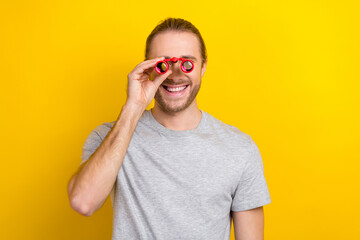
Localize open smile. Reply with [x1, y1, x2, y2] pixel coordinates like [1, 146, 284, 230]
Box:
[161, 84, 190, 96]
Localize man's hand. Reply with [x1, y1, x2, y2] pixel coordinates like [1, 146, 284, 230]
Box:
[68, 58, 172, 216]
[126, 57, 172, 109]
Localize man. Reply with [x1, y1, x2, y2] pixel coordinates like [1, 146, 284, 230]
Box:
[67, 18, 271, 240]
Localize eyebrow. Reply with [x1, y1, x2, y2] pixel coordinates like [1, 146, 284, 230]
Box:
[162, 55, 197, 61]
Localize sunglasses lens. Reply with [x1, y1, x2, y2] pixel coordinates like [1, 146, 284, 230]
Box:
[156, 62, 168, 73]
[182, 61, 193, 72]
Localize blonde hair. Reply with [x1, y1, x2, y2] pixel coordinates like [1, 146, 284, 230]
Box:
[145, 18, 207, 65]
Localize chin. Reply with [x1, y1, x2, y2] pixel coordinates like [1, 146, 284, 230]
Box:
[154, 82, 201, 113]
[156, 100, 190, 113]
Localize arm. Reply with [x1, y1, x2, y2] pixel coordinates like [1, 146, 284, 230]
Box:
[67, 57, 172, 216]
[232, 207, 264, 240]
[68, 103, 144, 216]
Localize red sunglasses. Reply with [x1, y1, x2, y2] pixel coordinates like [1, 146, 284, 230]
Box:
[155, 57, 194, 74]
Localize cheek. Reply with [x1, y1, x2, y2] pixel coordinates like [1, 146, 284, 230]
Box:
[189, 68, 202, 78]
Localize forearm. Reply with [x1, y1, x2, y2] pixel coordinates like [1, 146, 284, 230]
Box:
[68, 102, 144, 216]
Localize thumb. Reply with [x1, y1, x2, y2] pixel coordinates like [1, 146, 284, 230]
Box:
[152, 70, 172, 89]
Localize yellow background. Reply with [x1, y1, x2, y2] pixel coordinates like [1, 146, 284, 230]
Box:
[1, 0, 359, 239]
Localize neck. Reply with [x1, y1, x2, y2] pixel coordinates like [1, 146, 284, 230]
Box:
[151, 101, 202, 131]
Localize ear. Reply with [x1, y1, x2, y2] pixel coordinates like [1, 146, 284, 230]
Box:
[200, 60, 207, 78]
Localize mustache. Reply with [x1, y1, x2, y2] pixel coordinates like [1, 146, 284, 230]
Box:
[161, 79, 191, 86]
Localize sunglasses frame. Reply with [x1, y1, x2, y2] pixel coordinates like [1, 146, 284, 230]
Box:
[155, 57, 194, 74]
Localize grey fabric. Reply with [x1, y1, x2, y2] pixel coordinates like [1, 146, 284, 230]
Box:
[80, 109, 271, 240]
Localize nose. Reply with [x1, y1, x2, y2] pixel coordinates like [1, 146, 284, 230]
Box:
[167, 61, 184, 79]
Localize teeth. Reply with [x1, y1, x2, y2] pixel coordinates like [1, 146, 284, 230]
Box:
[166, 86, 187, 92]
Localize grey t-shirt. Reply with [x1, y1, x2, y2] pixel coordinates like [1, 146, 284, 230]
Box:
[80, 109, 271, 240]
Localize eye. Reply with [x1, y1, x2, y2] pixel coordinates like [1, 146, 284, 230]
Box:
[181, 60, 194, 73]
[182, 61, 193, 71]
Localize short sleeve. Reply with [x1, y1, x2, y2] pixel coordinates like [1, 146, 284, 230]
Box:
[231, 138, 271, 211]
[80, 127, 103, 165]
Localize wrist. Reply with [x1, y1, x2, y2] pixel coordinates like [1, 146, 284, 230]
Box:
[124, 100, 146, 113]
[117, 101, 145, 122]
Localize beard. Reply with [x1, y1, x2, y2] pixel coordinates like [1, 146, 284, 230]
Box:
[154, 80, 201, 113]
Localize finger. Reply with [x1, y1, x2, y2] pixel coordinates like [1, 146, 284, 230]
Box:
[152, 70, 172, 88]
[137, 57, 164, 68]
[134, 57, 165, 74]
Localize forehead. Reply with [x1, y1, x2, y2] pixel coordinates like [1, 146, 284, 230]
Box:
[148, 31, 201, 59]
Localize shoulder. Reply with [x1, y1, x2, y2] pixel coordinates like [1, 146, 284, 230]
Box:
[88, 110, 150, 140]
[204, 111, 253, 145]
[91, 121, 116, 140]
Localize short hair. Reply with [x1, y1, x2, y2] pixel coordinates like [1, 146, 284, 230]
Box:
[145, 18, 207, 65]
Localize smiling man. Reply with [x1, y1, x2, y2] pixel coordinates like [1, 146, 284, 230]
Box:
[67, 18, 271, 240]
[150, 31, 203, 116]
